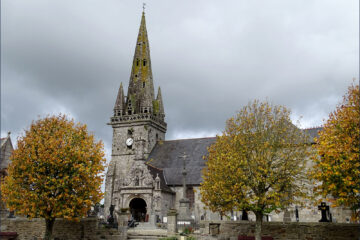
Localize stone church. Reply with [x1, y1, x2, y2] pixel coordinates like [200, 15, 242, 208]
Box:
[104, 11, 351, 224]
[103, 11, 217, 223]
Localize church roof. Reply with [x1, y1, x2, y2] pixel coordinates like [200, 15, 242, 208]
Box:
[146, 127, 323, 186]
[303, 127, 322, 143]
[146, 164, 174, 193]
[146, 137, 216, 186]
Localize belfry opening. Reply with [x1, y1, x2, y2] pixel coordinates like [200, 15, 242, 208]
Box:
[129, 198, 147, 222]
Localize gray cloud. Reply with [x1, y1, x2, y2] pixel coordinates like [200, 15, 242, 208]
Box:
[1, 0, 358, 159]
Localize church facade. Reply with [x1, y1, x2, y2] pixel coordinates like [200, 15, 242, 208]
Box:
[104, 12, 352, 224]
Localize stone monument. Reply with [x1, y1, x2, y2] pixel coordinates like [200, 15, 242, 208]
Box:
[177, 152, 193, 224]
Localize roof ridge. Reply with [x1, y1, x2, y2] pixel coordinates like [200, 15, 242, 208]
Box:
[164, 136, 216, 142]
[302, 126, 323, 130]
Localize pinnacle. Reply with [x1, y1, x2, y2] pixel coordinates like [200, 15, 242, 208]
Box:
[113, 82, 125, 116]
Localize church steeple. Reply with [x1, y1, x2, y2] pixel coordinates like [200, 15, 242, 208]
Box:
[126, 11, 155, 115]
[109, 11, 166, 132]
[105, 9, 167, 220]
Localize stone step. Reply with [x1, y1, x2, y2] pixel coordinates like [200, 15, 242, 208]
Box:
[127, 235, 166, 240]
[128, 238, 164, 240]
[98, 235, 124, 240]
[127, 237, 163, 240]
[127, 234, 168, 238]
[127, 227, 168, 240]
[127, 229, 167, 235]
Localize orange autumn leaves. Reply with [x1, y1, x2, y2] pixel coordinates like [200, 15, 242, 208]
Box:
[1, 114, 105, 221]
[200, 100, 310, 216]
[311, 83, 360, 215]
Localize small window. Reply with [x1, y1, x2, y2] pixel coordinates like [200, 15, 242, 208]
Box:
[136, 59, 139, 66]
[143, 59, 147, 66]
[143, 82, 145, 88]
[144, 109, 148, 113]
[128, 129, 133, 135]
[135, 74, 138, 77]
[128, 110, 132, 115]
[156, 133, 159, 141]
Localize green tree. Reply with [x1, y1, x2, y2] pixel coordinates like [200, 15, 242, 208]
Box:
[200, 100, 310, 240]
[311, 83, 360, 220]
[2, 114, 106, 240]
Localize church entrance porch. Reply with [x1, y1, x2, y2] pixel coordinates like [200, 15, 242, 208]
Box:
[130, 198, 147, 222]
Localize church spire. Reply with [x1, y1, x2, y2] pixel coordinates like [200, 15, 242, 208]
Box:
[114, 82, 125, 116]
[126, 10, 155, 115]
[109, 10, 166, 133]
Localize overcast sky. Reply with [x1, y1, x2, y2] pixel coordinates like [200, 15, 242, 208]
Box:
[1, 0, 359, 165]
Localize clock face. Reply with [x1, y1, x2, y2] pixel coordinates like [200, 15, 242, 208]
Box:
[126, 138, 134, 146]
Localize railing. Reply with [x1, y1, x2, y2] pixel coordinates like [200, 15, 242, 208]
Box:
[110, 113, 166, 126]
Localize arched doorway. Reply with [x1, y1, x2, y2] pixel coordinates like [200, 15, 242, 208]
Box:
[129, 198, 147, 222]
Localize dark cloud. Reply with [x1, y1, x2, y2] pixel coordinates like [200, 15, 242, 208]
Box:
[1, 0, 358, 161]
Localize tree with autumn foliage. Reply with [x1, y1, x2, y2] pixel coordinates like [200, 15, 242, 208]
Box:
[200, 100, 310, 240]
[311, 83, 360, 220]
[1, 115, 106, 240]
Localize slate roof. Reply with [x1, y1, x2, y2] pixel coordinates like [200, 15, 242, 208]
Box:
[303, 127, 323, 143]
[145, 163, 174, 193]
[146, 138, 216, 186]
[146, 128, 323, 186]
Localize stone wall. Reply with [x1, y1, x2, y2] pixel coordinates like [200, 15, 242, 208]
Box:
[200, 220, 360, 240]
[0, 217, 126, 240]
[180, 185, 352, 223]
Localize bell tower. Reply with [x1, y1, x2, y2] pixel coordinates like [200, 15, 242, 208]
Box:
[104, 10, 166, 216]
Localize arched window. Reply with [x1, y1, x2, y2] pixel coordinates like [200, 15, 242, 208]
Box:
[143, 59, 147, 66]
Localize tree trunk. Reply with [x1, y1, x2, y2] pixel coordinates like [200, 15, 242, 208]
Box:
[254, 212, 263, 240]
[44, 218, 55, 240]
